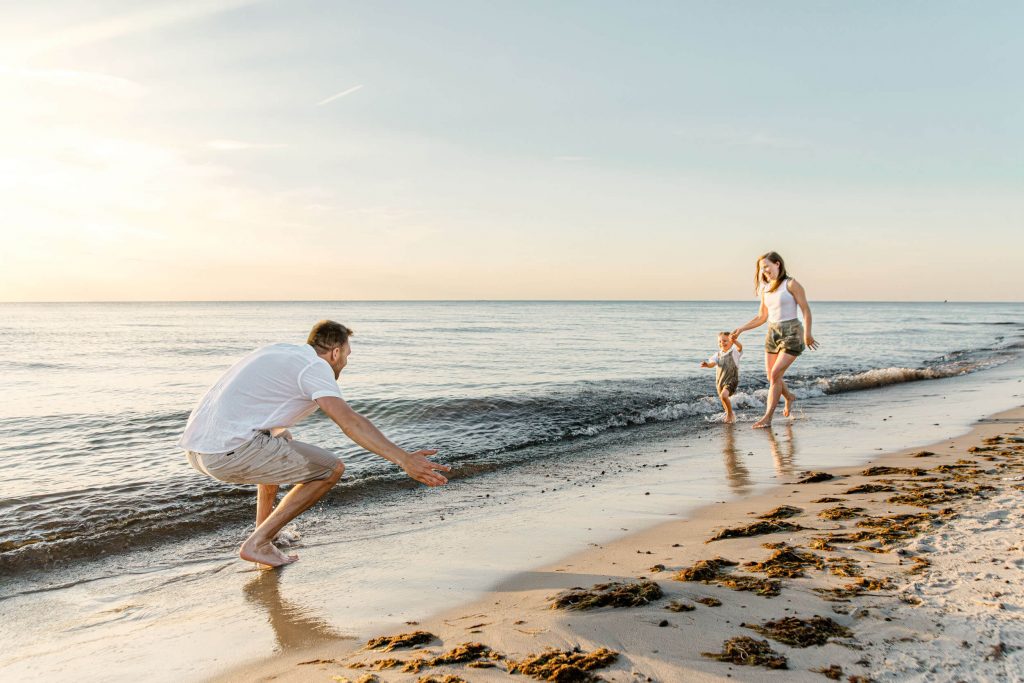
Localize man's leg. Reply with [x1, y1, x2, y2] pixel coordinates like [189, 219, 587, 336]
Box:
[240, 462, 345, 568]
[256, 484, 279, 527]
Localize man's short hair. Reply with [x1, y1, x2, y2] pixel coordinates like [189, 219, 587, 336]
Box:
[307, 320, 354, 353]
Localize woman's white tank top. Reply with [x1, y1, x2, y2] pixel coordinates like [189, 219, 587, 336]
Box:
[762, 279, 799, 322]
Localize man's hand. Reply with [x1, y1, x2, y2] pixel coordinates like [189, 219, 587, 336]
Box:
[729, 329, 741, 340]
[400, 449, 450, 487]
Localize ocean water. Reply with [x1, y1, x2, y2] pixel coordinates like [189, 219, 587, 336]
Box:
[1, 300, 1021, 578]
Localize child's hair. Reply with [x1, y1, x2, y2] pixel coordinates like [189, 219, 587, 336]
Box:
[718, 331, 731, 338]
[754, 251, 789, 294]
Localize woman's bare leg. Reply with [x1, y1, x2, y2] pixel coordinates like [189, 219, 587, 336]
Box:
[754, 352, 798, 429]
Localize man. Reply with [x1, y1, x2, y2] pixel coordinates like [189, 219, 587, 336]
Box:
[178, 320, 449, 568]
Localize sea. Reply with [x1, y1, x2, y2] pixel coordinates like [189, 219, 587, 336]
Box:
[1, 300, 1022, 681]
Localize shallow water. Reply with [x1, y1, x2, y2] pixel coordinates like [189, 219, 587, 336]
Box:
[0, 301, 1022, 681]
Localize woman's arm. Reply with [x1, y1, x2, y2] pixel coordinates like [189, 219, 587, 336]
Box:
[789, 279, 818, 350]
[731, 298, 768, 339]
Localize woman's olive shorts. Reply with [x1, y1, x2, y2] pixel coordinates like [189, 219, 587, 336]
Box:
[765, 319, 805, 357]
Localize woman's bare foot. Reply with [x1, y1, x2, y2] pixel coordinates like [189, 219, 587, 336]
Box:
[724, 413, 736, 424]
[783, 392, 796, 418]
[752, 416, 772, 429]
[239, 539, 298, 568]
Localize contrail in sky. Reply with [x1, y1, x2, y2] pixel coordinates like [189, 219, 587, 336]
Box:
[317, 84, 364, 106]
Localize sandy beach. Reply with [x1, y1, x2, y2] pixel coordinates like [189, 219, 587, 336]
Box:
[218, 406, 1024, 683]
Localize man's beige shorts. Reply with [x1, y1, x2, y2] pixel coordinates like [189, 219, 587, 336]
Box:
[186, 431, 341, 485]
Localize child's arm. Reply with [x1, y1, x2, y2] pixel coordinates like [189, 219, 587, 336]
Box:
[700, 360, 717, 368]
[733, 339, 743, 353]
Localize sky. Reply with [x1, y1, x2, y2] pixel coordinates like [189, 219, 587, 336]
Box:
[1, 1, 1021, 302]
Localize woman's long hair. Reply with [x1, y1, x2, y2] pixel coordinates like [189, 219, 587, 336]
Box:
[754, 251, 789, 294]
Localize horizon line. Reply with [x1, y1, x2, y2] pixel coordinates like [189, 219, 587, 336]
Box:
[1, 298, 1021, 305]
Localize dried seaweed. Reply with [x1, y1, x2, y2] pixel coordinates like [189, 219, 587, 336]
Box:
[549, 580, 662, 610]
[758, 505, 804, 520]
[696, 597, 722, 607]
[674, 557, 738, 582]
[365, 631, 435, 652]
[718, 575, 782, 597]
[706, 520, 805, 543]
[889, 484, 993, 508]
[666, 600, 695, 612]
[819, 505, 865, 520]
[744, 545, 824, 578]
[844, 484, 896, 494]
[797, 471, 835, 484]
[853, 512, 944, 544]
[812, 497, 846, 503]
[911, 450, 935, 457]
[811, 664, 844, 679]
[861, 466, 925, 477]
[808, 537, 837, 552]
[906, 556, 931, 575]
[417, 676, 466, 683]
[507, 647, 618, 682]
[743, 615, 852, 647]
[701, 636, 788, 669]
[826, 557, 863, 577]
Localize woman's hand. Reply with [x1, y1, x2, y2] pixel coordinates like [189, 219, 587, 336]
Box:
[805, 333, 819, 351]
[729, 329, 741, 340]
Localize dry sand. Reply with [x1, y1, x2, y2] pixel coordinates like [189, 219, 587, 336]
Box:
[217, 408, 1024, 683]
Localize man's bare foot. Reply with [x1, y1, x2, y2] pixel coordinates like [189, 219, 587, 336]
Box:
[783, 393, 796, 418]
[239, 539, 298, 568]
[752, 417, 772, 429]
[724, 413, 736, 424]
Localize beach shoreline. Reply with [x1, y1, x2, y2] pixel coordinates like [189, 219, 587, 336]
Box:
[217, 406, 1024, 682]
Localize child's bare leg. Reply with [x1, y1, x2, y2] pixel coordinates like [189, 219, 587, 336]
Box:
[719, 388, 735, 423]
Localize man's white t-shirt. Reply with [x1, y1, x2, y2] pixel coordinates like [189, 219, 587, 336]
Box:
[178, 343, 343, 454]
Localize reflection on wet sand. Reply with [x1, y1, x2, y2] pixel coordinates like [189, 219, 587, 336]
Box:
[720, 424, 752, 495]
[243, 570, 350, 652]
[764, 423, 798, 476]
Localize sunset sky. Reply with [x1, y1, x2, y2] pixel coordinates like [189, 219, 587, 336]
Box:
[2, 1, 1021, 302]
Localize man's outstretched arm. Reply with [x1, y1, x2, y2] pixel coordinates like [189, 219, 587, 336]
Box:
[315, 396, 449, 486]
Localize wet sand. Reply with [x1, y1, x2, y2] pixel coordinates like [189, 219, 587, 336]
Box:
[219, 408, 1024, 682]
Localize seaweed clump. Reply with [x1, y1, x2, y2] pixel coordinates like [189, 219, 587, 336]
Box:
[797, 471, 835, 484]
[818, 505, 864, 520]
[812, 497, 846, 503]
[506, 647, 618, 682]
[758, 505, 803, 520]
[844, 483, 896, 494]
[861, 466, 925, 477]
[674, 557, 738, 582]
[718, 575, 782, 597]
[743, 615, 852, 647]
[811, 664, 844, 679]
[417, 677, 466, 683]
[666, 600, 695, 612]
[706, 520, 805, 543]
[744, 545, 823, 578]
[696, 596, 722, 607]
[889, 483, 993, 508]
[826, 557, 863, 578]
[702, 636, 787, 669]
[365, 631, 435, 652]
[549, 580, 662, 610]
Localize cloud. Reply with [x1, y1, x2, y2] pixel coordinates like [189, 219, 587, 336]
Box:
[205, 139, 288, 151]
[16, 0, 268, 57]
[0, 65, 145, 97]
[553, 156, 592, 162]
[316, 84, 364, 106]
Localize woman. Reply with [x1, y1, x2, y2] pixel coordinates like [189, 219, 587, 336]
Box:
[731, 252, 817, 429]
